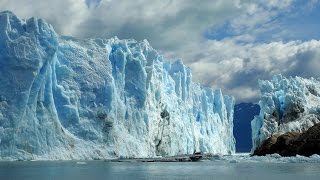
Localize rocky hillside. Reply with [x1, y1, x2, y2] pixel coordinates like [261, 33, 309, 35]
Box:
[251, 75, 320, 156]
[253, 123, 320, 156]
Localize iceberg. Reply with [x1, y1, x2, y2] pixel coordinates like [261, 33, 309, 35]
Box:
[251, 75, 320, 152]
[0, 11, 235, 160]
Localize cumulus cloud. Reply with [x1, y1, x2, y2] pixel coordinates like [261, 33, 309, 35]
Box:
[0, 0, 319, 102]
[0, 0, 89, 35]
[0, 0, 246, 49]
[187, 40, 320, 102]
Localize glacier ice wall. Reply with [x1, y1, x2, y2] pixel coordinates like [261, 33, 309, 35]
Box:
[0, 11, 235, 160]
[251, 74, 320, 152]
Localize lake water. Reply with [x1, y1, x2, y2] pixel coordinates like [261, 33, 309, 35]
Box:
[1, 154, 320, 180]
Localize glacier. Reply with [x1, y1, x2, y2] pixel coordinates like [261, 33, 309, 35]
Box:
[0, 11, 235, 160]
[251, 74, 320, 152]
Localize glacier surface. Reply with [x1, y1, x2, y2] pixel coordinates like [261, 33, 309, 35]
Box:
[0, 11, 235, 160]
[251, 75, 320, 152]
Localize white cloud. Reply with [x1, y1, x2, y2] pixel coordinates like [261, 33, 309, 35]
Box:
[0, 0, 319, 102]
[184, 39, 320, 102]
[0, 0, 89, 35]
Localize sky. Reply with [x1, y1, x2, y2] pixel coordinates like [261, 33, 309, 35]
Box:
[1, 0, 320, 103]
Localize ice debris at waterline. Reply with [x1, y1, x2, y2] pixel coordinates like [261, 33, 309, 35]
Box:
[251, 75, 320, 152]
[0, 11, 235, 160]
[212, 153, 320, 163]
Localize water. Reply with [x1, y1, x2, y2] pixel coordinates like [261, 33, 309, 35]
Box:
[1, 156, 320, 180]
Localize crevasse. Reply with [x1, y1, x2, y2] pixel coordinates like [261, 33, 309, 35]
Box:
[0, 11, 235, 160]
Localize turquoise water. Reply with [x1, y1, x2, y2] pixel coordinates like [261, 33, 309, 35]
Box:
[1, 159, 320, 180]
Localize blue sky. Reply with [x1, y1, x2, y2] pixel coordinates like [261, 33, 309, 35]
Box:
[207, 0, 320, 43]
[1, 0, 320, 102]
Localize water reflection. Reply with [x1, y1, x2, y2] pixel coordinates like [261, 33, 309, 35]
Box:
[0, 160, 320, 180]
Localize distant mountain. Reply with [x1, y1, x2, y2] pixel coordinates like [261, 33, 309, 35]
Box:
[234, 103, 260, 152]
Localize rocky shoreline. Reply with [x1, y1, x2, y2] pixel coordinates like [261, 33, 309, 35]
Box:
[253, 123, 320, 156]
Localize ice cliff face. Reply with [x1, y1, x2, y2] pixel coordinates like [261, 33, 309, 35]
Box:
[251, 75, 320, 152]
[0, 11, 235, 160]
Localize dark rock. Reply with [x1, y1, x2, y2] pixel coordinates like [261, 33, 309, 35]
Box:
[253, 134, 279, 156]
[282, 101, 305, 123]
[253, 123, 320, 156]
[297, 123, 320, 156]
[160, 109, 170, 119]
